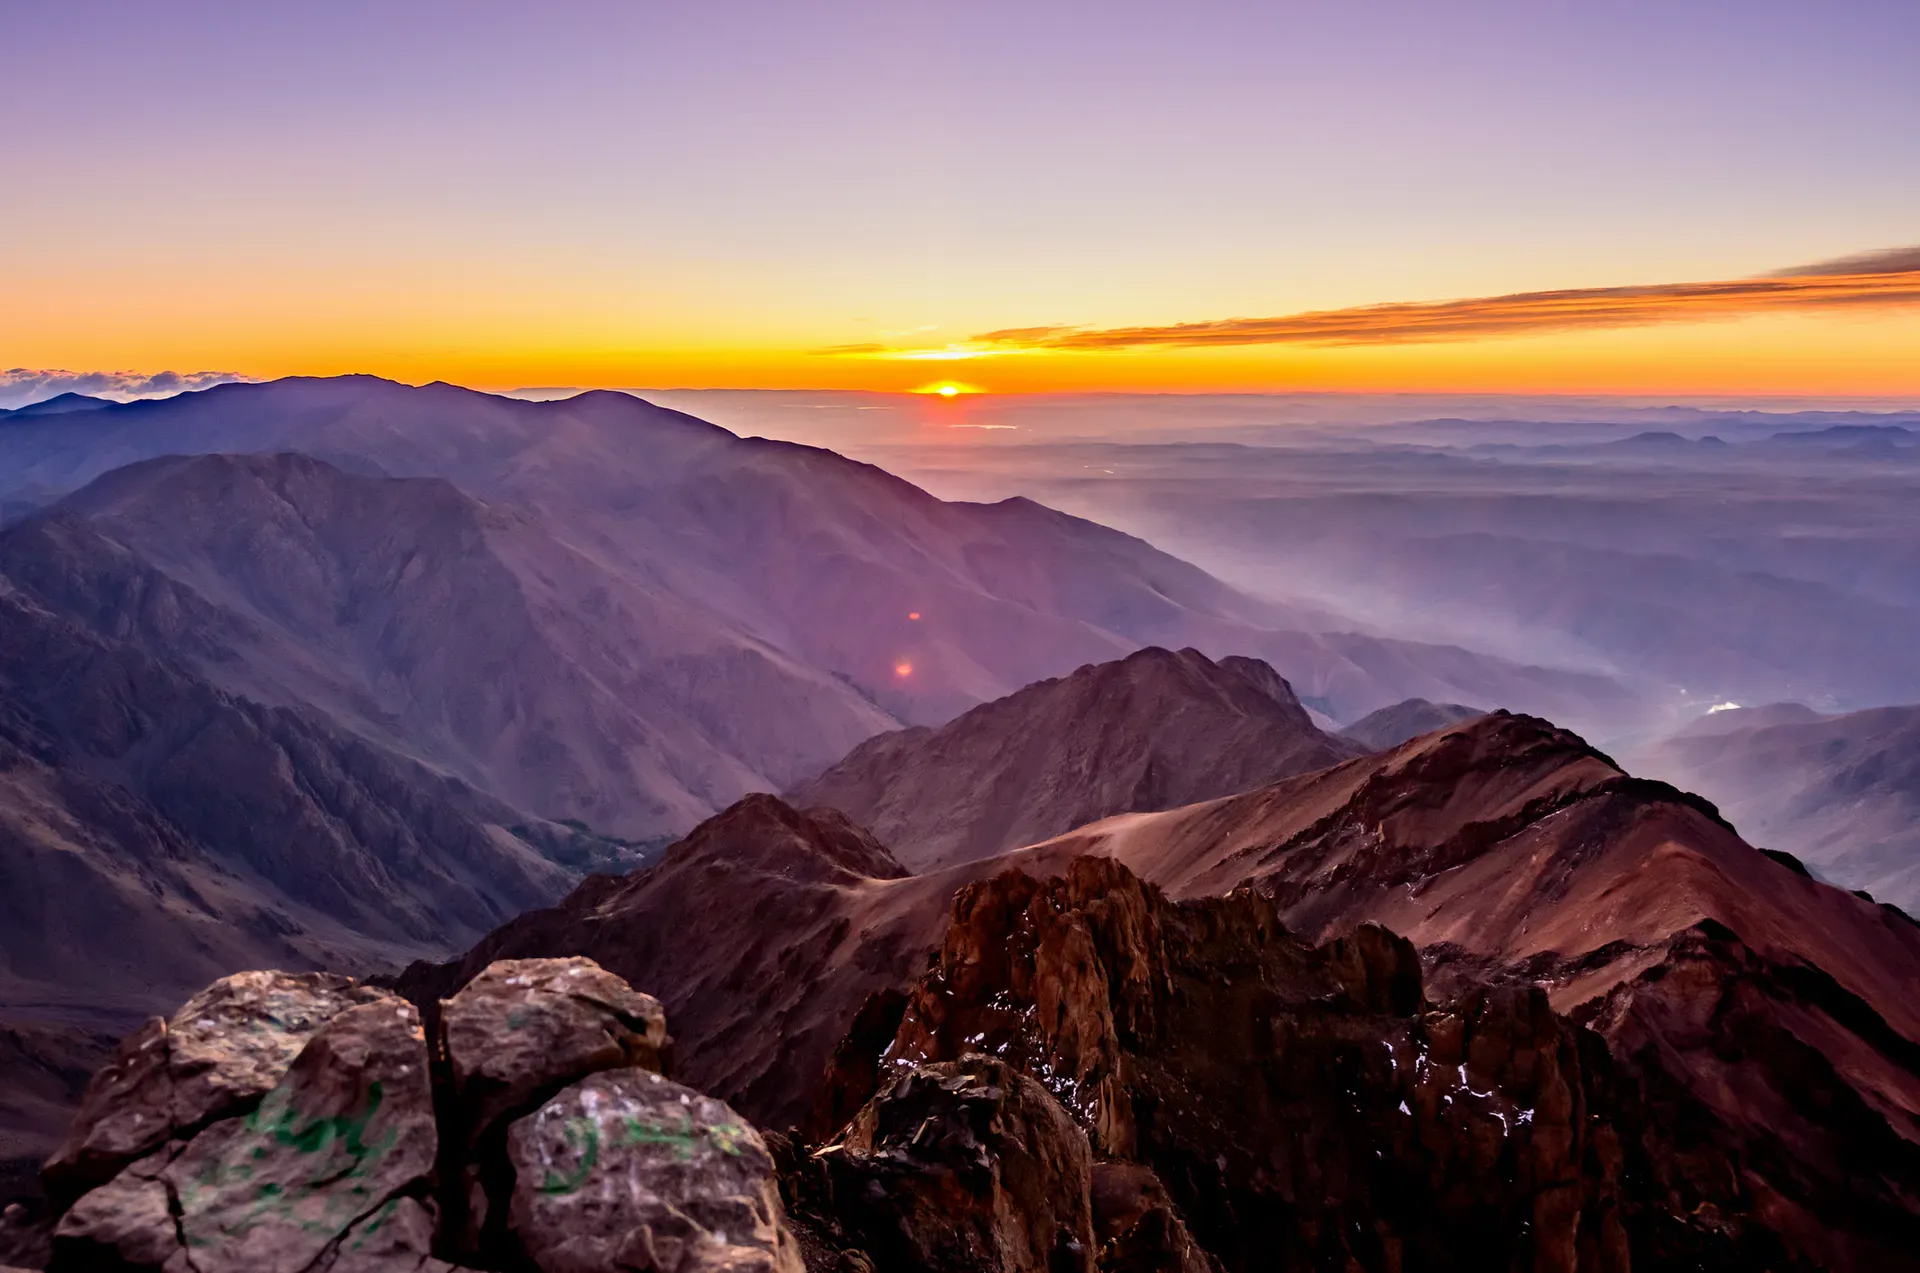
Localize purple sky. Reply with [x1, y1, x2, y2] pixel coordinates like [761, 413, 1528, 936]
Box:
[6, 0, 1918, 394]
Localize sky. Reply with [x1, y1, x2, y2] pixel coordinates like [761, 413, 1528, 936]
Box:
[5, 0, 1919, 397]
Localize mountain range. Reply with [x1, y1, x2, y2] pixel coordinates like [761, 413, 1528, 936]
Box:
[394, 707, 1920, 1270]
[4, 377, 1919, 1270]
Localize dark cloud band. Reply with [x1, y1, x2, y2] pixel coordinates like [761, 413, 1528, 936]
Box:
[950, 245, 1920, 353]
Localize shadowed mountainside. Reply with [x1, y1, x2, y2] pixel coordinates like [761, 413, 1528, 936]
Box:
[787, 646, 1364, 870]
[0, 570, 614, 1199]
[0, 376, 1642, 743]
[1631, 702, 1920, 913]
[1337, 695, 1483, 750]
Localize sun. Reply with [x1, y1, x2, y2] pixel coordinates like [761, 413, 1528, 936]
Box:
[912, 380, 982, 397]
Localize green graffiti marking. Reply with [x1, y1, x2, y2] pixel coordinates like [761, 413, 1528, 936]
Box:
[707, 1121, 751, 1157]
[246, 1080, 389, 1158]
[538, 1118, 602, 1195]
[614, 1110, 698, 1159]
[174, 1081, 404, 1242]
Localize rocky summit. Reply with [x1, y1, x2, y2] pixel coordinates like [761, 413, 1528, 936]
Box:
[13, 842, 1920, 1271]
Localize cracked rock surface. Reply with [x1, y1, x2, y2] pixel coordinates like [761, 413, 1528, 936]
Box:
[43, 972, 389, 1205]
[53, 994, 437, 1273]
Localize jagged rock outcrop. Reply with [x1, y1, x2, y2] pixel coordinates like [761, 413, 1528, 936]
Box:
[815, 1056, 1096, 1273]
[820, 857, 1667, 1272]
[39, 957, 796, 1273]
[1035, 711, 1920, 1268]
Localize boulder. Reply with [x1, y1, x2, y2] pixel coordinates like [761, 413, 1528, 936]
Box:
[44, 971, 389, 1201]
[506, 1067, 801, 1273]
[53, 994, 437, 1273]
[819, 1055, 1096, 1273]
[437, 956, 671, 1256]
[441, 956, 669, 1147]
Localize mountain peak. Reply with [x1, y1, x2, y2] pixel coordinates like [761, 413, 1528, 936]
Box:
[789, 646, 1362, 871]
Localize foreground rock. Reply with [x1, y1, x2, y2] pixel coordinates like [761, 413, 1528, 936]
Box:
[816, 1056, 1095, 1273]
[54, 994, 438, 1273]
[43, 971, 391, 1203]
[438, 957, 672, 1257]
[822, 857, 1664, 1272]
[508, 1068, 800, 1273]
[40, 957, 797, 1273]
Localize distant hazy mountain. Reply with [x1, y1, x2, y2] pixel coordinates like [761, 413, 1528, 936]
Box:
[3, 451, 898, 837]
[1337, 697, 1483, 750]
[0, 393, 115, 420]
[0, 377, 1636, 792]
[788, 646, 1364, 870]
[1632, 703, 1920, 912]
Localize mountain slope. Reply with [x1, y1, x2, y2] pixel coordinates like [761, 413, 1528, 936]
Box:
[0, 376, 1642, 733]
[1630, 703, 1920, 912]
[788, 646, 1363, 870]
[1337, 696, 1483, 750]
[0, 572, 617, 1192]
[401, 712, 1920, 1268]
[1, 451, 897, 837]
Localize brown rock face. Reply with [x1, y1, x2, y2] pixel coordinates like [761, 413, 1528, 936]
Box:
[1089, 1163, 1217, 1273]
[43, 971, 390, 1203]
[506, 1067, 801, 1273]
[816, 1056, 1095, 1273]
[54, 993, 438, 1273]
[836, 857, 1648, 1273]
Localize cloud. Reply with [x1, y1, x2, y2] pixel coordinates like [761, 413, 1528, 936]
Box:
[818, 246, 1920, 358]
[0, 368, 257, 411]
[1771, 244, 1920, 277]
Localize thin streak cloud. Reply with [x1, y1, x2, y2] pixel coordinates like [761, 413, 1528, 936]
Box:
[816, 247, 1920, 358]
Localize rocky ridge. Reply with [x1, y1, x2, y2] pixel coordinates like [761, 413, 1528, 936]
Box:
[786, 647, 1363, 871]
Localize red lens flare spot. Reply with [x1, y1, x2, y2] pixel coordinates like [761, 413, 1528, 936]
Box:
[907, 611, 921, 621]
[893, 660, 914, 678]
